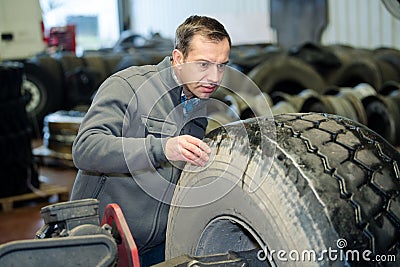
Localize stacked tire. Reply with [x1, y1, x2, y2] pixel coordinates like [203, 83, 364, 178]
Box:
[43, 110, 85, 158]
[0, 62, 39, 198]
[223, 43, 400, 148]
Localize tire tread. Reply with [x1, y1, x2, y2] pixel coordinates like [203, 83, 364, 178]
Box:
[274, 113, 400, 259]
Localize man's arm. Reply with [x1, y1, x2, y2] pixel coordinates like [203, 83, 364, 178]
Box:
[72, 74, 211, 173]
[72, 75, 166, 173]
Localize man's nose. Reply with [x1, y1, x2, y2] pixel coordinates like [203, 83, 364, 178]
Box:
[207, 64, 221, 83]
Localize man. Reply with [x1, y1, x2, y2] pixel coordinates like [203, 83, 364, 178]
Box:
[70, 15, 231, 266]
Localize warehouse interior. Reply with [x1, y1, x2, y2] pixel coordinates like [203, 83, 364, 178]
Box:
[0, 0, 400, 266]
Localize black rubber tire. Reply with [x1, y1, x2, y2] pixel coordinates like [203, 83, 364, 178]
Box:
[22, 60, 63, 132]
[43, 110, 84, 155]
[0, 62, 25, 102]
[53, 52, 99, 109]
[230, 43, 284, 74]
[0, 64, 39, 198]
[28, 54, 64, 94]
[113, 54, 146, 72]
[0, 97, 30, 136]
[247, 55, 327, 95]
[166, 113, 400, 267]
[0, 117, 40, 198]
[324, 48, 383, 90]
[373, 48, 400, 82]
[54, 52, 86, 73]
[82, 54, 110, 84]
[379, 81, 400, 96]
[63, 66, 100, 109]
[329, 62, 381, 90]
[288, 42, 342, 69]
[363, 95, 400, 146]
[374, 59, 400, 86]
[103, 53, 129, 74]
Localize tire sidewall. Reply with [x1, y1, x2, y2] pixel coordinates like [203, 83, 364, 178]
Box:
[23, 72, 48, 118]
[166, 150, 340, 267]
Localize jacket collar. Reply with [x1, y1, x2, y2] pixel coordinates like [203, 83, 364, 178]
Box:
[157, 56, 181, 105]
[157, 56, 180, 89]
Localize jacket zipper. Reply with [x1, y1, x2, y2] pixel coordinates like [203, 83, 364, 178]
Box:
[91, 175, 107, 199]
[140, 169, 176, 253]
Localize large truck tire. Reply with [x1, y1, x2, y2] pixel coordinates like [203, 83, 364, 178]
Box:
[83, 54, 110, 84]
[373, 47, 400, 83]
[0, 62, 25, 101]
[247, 55, 327, 95]
[0, 62, 39, 197]
[23, 58, 63, 133]
[166, 113, 400, 267]
[324, 46, 383, 90]
[54, 52, 99, 109]
[113, 54, 146, 72]
[228, 43, 284, 74]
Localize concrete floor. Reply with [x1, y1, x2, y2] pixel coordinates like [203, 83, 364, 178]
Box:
[0, 151, 77, 245]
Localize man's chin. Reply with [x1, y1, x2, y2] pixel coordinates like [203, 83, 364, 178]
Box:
[197, 92, 214, 99]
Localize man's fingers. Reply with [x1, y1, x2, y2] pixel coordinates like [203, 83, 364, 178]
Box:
[182, 140, 209, 159]
[180, 136, 211, 166]
[182, 146, 208, 165]
[183, 137, 211, 159]
[184, 135, 211, 154]
[198, 140, 211, 154]
[165, 135, 212, 166]
[187, 154, 208, 167]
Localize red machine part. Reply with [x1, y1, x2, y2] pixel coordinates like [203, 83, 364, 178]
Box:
[49, 25, 76, 53]
[101, 204, 141, 267]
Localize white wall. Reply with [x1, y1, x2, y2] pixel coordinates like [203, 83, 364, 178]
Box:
[322, 0, 400, 49]
[131, 0, 400, 49]
[131, 0, 275, 45]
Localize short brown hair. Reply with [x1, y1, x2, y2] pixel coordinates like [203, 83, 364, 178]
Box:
[175, 15, 231, 58]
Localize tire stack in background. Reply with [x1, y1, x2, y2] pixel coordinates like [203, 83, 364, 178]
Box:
[38, 110, 85, 163]
[224, 42, 400, 148]
[14, 41, 400, 149]
[0, 62, 39, 198]
[21, 49, 168, 136]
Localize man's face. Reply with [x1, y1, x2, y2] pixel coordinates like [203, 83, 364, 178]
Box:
[174, 34, 230, 99]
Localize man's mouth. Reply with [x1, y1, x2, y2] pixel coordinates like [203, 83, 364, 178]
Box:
[200, 84, 217, 92]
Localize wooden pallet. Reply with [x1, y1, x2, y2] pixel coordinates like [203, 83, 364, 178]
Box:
[0, 183, 70, 212]
[33, 145, 75, 167]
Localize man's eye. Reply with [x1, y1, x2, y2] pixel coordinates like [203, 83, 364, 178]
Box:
[199, 62, 209, 68]
[217, 64, 226, 71]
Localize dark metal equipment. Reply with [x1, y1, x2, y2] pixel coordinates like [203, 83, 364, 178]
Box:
[0, 199, 265, 266]
[0, 199, 139, 267]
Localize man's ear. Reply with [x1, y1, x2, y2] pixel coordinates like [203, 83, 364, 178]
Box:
[172, 49, 184, 68]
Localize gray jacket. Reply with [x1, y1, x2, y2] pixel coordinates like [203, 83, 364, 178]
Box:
[70, 56, 207, 253]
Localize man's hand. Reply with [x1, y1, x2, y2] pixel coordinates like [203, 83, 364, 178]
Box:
[165, 135, 211, 166]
